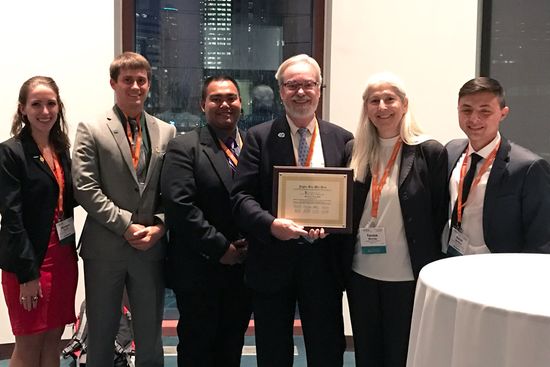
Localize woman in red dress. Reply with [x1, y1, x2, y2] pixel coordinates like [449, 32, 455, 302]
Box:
[0, 76, 78, 367]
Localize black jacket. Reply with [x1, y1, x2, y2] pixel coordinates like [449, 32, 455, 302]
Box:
[346, 139, 448, 280]
[0, 129, 75, 283]
[231, 117, 354, 292]
[161, 125, 246, 291]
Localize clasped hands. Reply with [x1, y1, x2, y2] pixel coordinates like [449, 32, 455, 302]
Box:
[220, 239, 248, 265]
[124, 223, 165, 251]
[270, 218, 328, 241]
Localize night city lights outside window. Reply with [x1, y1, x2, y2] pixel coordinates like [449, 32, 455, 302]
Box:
[133, 0, 323, 134]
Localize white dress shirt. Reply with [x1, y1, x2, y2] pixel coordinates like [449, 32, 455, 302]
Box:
[286, 116, 325, 168]
[444, 133, 501, 255]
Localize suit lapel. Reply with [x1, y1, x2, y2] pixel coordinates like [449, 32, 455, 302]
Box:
[270, 117, 296, 166]
[106, 110, 138, 183]
[447, 139, 469, 180]
[22, 133, 56, 182]
[201, 125, 233, 192]
[144, 112, 160, 186]
[318, 120, 338, 167]
[483, 138, 511, 239]
[399, 143, 415, 187]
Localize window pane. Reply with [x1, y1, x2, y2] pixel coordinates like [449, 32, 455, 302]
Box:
[483, 0, 550, 161]
[135, 0, 315, 134]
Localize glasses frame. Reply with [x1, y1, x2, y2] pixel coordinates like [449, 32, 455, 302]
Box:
[281, 80, 321, 91]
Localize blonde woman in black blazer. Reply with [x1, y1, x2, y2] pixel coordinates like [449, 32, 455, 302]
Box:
[0, 76, 77, 367]
[346, 72, 447, 367]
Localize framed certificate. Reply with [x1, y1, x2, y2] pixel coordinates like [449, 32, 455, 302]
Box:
[272, 166, 353, 234]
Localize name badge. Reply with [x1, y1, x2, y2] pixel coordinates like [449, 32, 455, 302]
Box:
[56, 217, 75, 245]
[359, 227, 387, 254]
[448, 226, 469, 256]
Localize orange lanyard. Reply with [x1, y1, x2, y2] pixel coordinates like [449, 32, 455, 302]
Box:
[41, 150, 65, 216]
[125, 114, 142, 169]
[456, 142, 500, 225]
[370, 139, 402, 219]
[299, 121, 317, 167]
[218, 137, 241, 167]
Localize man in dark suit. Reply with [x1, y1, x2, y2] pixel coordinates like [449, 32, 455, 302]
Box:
[72, 52, 176, 367]
[444, 77, 550, 255]
[231, 54, 353, 367]
[161, 75, 251, 367]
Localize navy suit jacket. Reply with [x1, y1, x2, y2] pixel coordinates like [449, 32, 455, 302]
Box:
[161, 125, 246, 291]
[231, 117, 354, 292]
[346, 139, 447, 280]
[446, 137, 550, 253]
[0, 128, 75, 283]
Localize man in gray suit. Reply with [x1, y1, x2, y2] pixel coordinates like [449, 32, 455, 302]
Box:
[72, 52, 176, 367]
[444, 77, 550, 256]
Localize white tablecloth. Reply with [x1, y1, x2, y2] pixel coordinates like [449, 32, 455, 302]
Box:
[407, 253, 550, 367]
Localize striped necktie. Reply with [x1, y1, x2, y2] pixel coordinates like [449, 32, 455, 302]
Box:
[225, 136, 239, 173]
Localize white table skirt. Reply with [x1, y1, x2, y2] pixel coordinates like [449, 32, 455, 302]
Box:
[407, 253, 550, 367]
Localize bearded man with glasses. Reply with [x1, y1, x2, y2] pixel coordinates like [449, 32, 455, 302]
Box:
[231, 54, 353, 367]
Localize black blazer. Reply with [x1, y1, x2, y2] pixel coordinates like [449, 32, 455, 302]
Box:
[161, 125, 245, 291]
[231, 117, 354, 292]
[446, 137, 550, 253]
[0, 129, 75, 283]
[346, 139, 448, 280]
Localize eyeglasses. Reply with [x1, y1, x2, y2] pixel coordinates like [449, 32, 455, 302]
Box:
[282, 80, 320, 91]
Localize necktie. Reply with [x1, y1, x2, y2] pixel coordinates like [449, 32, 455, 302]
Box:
[297, 128, 309, 166]
[128, 117, 148, 184]
[128, 117, 138, 141]
[451, 152, 482, 227]
[225, 136, 239, 173]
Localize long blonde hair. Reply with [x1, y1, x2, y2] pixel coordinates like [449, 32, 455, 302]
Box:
[350, 72, 428, 182]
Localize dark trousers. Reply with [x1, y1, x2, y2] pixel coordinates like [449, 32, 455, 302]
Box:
[175, 275, 251, 367]
[252, 246, 346, 367]
[347, 271, 416, 367]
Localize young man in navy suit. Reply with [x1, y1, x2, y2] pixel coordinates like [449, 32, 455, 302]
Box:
[231, 54, 353, 367]
[444, 77, 550, 256]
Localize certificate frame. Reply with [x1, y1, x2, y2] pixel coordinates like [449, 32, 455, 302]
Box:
[272, 166, 353, 234]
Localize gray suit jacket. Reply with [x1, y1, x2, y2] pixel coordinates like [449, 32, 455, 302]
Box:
[446, 137, 550, 253]
[72, 107, 176, 261]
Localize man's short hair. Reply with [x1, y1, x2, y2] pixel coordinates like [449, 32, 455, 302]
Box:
[201, 75, 241, 102]
[274, 54, 322, 86]
[459, 77, 506, 108]
[110, 52, 152, 82]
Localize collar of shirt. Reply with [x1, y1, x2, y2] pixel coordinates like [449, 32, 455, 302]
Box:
[468, 132, 501, 159]
[114, 104, 143, 131]
[379, 135, 400, 147]
[210, 125, 242, 147]
[286, 115, 316, 136]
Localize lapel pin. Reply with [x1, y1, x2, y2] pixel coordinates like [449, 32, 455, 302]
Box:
[39, 156, 45, 163]
[278, 132, 285, 138]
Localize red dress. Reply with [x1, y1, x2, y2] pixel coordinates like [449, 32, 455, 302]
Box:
[2, 206, 78, 336]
